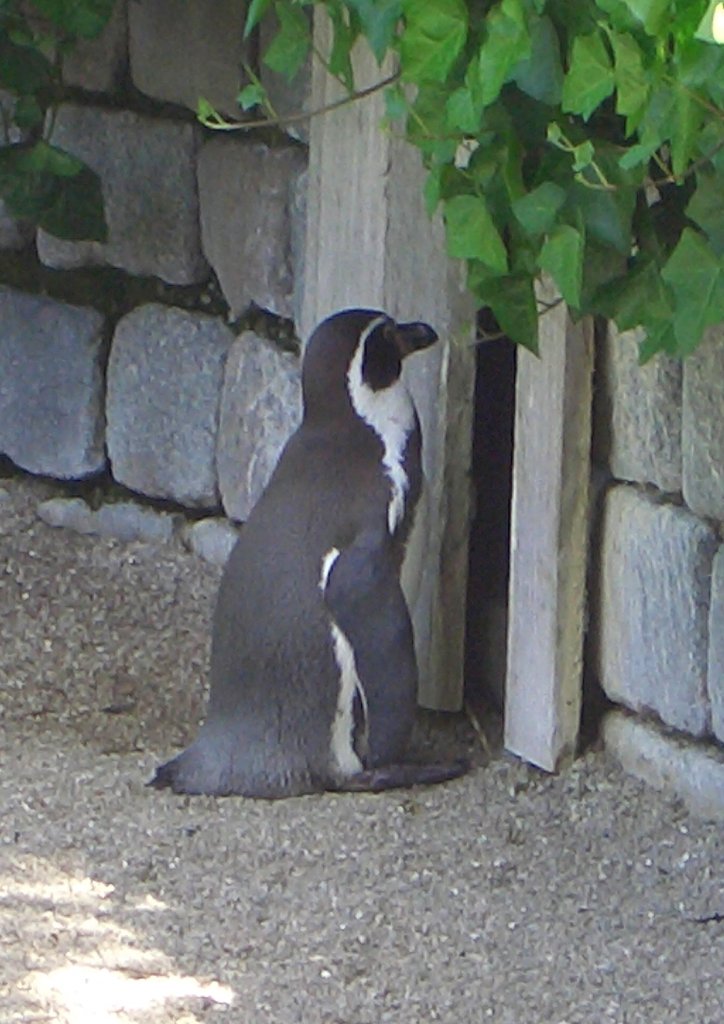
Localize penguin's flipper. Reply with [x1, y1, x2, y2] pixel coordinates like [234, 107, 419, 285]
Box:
[339, 758, 470, 793]
[322, 528, 418, 763]
[322, 526, 393, 626]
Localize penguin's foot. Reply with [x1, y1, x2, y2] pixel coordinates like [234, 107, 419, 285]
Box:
[339, 758, 469, 793]
[148, 755, 187, 793]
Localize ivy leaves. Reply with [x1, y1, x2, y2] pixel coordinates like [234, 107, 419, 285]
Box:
[241, 0, 721, 358]
[0, 0, 110, 241]
[387, 0, 724, 357]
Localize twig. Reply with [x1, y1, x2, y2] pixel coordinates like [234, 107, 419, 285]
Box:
[203, 70, 401, 133]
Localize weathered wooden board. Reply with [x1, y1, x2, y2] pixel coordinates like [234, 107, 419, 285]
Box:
[504, 281, 594, 770]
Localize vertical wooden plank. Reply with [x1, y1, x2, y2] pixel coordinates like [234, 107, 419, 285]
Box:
[301, 12, 475, 710]
[504, 280, 593, 770]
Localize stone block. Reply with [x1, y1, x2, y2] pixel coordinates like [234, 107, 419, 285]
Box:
[604, 711, 724, 822]
[129, 0, 249, 116]
[0, 286, 106, 478]
[259, 11, 312, 143]
[37, 105, 207, 285]
[198, 138, 307, 319]
[37, 497, 176, 544]
[217, 331, 301, 520]
[683, 323, 724, 520]
[708, 546, 724, 743]
[597, 485, 717, 736]
[181, 517, 239, 565]
[63, 0, 128, 92]
[599, 325, 682, 492]
[107, 305, 234, 507]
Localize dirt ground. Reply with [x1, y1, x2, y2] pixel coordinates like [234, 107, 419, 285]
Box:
[1, 475, 722, 1024]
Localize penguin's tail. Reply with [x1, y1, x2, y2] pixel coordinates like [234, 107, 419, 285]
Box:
[338, 758, 469, 793]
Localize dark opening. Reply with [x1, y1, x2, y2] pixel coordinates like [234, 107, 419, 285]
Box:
[464, 311, 516, 718]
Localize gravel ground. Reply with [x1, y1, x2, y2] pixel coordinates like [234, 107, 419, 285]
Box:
[1, 475, 722, 1024]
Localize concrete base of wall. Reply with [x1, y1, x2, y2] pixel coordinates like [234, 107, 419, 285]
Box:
[603, 710, 724, 822]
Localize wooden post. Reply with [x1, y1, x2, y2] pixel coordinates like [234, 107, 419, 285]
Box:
[301, 12, 475, 710]
[504, 280, 594, 770]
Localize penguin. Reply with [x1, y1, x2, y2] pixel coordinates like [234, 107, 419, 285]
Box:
[150, 309, 467, 797]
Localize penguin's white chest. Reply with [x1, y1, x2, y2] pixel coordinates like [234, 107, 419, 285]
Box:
[346, 329, 415, 535]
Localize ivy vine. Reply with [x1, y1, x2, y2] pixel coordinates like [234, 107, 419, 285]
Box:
[234, 0, 724, 359]
[0, 0, 111, 241]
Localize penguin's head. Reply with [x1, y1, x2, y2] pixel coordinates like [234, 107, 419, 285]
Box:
[302, 309, 438, 420]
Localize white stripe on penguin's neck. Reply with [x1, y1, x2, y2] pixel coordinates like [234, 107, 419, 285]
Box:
[346, 317, 415, 535]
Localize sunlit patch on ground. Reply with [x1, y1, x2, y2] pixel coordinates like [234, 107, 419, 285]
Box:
[30, 965, 234, 1023]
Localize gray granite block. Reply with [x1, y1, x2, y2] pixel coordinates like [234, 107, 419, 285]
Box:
[600, 325, 682, 493]
[604, 711, 724, 822]
[0, 286, 106, 478]
[63, 0, 129, 93]
[708, 546, 724, 743]
[198, 138, 307, 319]
[37, 497, 177, 543]
[682, 323, 724, 520]
[181, 517, 239, 565]
[597, 485, 717, 737]
[37, 104, 207, 285]
[129, 0, 249, 116]
[217, 331, 301, 521]
[107, 304, 234, 507]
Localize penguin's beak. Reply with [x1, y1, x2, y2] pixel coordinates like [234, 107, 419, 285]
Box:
[392, 320, 439, 357]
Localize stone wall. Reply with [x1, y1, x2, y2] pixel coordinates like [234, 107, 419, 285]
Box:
[0, 0, 308, 556]
[595, 323, 724, 815]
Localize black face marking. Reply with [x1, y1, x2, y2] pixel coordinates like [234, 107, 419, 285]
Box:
[361, 321, 402, 392]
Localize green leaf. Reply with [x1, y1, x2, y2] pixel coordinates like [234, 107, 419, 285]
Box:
[244, 0, 274, 39]
[237, 82, 266, 111]
[400, 0, 468, 83]
[424, 166, 442, 216]
[539, 224, 584, 307]
[512, 181, 566, 235]
[571, 140, 595, 172]
[510, 14, 563, 106]
[670, 84, 704, 177]
[638, 320, 678, 362]
[686, 169, 724, 255]
[263, 3, 311, 82]
[662, 228, 724, 354]
[30, 0, 115, 39]
[0, 142, 107, 241]
[384, 83, 409, 123]
[622, 0, 670, 35]
[561, 31, 615, 121]
[0, 38, 54, 93]
[609, 30, 649, 124]
[444, 194, 508, 275]
[12, 94, 44, 129]
[478, 0, 531, 108]
[345, 0, 402, 62]
[594, 259, 674, 331]
[571, 179, 635, 254]
[471, 271, 539, 353]
[446, 85, 480, 133]
[327, 3, 357, 89]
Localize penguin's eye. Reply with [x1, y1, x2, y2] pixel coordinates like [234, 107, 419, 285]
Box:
[361, 323, 401, 391]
